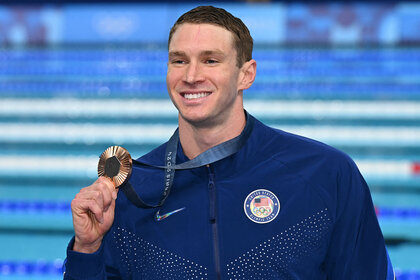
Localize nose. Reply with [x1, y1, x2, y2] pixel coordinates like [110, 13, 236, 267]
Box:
[184, 61, 204, 84]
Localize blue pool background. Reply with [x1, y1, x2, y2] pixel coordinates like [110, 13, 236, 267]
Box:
[0, 2, 420, 279]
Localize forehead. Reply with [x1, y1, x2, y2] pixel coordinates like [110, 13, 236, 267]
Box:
[169, 23, 235, 52]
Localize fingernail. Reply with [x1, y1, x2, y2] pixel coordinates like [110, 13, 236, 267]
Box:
[99, 217, 104, 224]
[112, 191, 117, 200]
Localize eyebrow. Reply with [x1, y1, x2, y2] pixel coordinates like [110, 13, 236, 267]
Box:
[201, 49, 225, 57]
[168, 51, 186, 58]
[168, 49, 226, 58]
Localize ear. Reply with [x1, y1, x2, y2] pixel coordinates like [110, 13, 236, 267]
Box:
[237, 59, 257, 91]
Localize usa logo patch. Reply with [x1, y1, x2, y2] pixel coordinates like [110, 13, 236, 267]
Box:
[244, 189, 280, 224]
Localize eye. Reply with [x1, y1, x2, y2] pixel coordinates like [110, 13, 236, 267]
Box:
[171, 59, 185, 64]
[206, 59, 218, 64]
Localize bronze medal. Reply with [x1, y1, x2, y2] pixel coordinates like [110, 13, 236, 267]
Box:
[98, 146, 132, 188]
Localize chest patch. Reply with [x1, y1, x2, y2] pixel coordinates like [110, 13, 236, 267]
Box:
[244, 189, 280, 224]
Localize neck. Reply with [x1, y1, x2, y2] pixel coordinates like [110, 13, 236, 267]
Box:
[178, 111, 246, 159]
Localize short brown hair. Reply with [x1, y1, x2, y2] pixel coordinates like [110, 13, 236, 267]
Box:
[168, 6, 253, 67]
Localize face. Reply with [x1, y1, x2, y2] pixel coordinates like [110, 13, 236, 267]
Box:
[167, 23, 253, 128]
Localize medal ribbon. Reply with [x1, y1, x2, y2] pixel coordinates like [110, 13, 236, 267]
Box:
[120, 111, 255, 209]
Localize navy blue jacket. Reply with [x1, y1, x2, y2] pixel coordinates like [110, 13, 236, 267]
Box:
[65, 114, 394, 279]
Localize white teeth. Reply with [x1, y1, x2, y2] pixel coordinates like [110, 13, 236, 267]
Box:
[184, 92, 210, 100]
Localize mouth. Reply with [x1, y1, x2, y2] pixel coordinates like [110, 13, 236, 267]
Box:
[181, 91, 212, 100]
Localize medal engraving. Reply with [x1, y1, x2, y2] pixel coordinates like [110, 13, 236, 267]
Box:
[98, 146, 132, 188]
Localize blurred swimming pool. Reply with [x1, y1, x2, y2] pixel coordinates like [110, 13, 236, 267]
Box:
[0, 46, 419, 279]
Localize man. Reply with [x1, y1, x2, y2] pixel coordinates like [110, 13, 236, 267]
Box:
[64, 6, 394, 279]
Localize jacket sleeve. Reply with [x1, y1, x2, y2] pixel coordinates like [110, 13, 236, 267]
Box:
[324, 159, 395, 280]
[63, 237, 121, 280]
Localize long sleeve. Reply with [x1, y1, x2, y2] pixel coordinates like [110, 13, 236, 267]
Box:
[324, 160, 394, 279]
[63, 237, 121, 280]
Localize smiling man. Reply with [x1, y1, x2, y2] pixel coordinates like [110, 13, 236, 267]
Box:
[64, 6, 394, 280]
[166, 16, 255, 160]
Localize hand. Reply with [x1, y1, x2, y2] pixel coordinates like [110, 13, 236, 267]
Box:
[71, 176, 118, 253]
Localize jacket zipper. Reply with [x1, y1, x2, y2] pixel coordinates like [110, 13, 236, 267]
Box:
[208, 165, 221, 280]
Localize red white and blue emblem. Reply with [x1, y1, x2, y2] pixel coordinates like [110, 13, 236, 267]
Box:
[244, 189, 280, 224]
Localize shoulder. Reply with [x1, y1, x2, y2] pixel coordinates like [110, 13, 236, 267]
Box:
[251, 116, 364, 198]
[135, 142, 167, 165]
[128, 141, 168, 188]
[252, 117, 370, 220]
[252, 116, 354, 170]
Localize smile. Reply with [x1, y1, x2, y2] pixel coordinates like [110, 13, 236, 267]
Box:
[183, 92, 211, 100]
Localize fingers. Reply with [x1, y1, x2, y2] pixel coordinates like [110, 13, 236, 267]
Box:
[72, 176, 118, 223]
[99, 176, 119, 200]
[71, 177, 119, 253]
[72, 198, 105, 224]
[98, 176, 119, 207]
